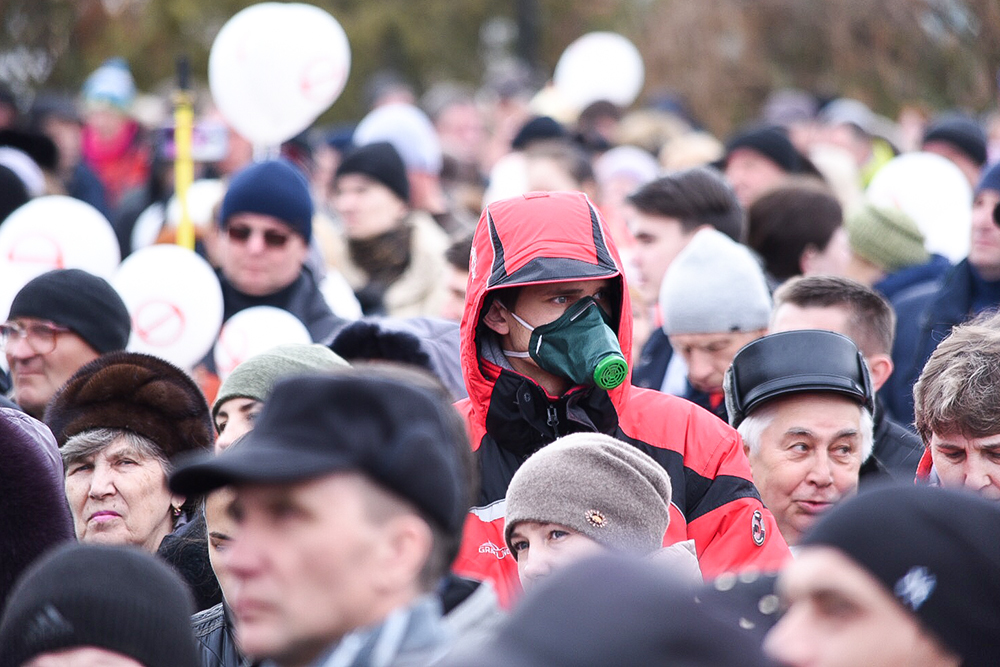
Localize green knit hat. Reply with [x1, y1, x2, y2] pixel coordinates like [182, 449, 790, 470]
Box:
[504, 433, 672, 557]
[846, 202, 929, 273]
[212, 343, 349, 421]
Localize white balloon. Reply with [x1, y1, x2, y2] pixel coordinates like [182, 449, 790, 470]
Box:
[0, 196, 120, 301]
[553, 32, 645, 110]
[213, 306, 311, 380]
[209, 2, 351, 147]
[166, 179, 226, 230]
[113, 245, 224, 370]
[866, 152, 972, 263]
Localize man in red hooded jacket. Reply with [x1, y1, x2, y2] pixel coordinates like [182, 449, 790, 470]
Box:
[452, 191, 790, 605]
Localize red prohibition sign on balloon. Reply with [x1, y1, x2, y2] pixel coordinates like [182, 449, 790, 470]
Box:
[299, 58, 346, 102]
[133, 300, 186, 347]
[7, 234, 65, 269]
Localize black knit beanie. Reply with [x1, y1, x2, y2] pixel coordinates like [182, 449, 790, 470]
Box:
[922, 114, 987, 166]
[724, 125, 802, 173]
[0, 543, 199, 667]
[336, 141, 410, 203]
[8, 269, 131, 354]
[801, 484, 1000, 667]
[219, 158, 314, 242]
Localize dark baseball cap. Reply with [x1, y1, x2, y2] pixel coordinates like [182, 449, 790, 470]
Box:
[724, 329, 873, 428]
[169, 371, 469, 533]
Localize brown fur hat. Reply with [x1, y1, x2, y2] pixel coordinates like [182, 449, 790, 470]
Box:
[45, 351, 213, 460]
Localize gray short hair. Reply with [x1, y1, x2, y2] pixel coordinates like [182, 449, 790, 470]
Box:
[738, 400, 874, 463]
[62, 428, 169, 474]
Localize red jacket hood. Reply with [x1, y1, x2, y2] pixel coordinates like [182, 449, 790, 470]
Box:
[461, 191, 634, 433]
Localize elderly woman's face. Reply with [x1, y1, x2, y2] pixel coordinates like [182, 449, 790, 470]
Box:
[509, 521, 605, 592]
[64, 436, 185, 553]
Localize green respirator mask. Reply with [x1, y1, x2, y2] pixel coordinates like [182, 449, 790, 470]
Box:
[502, 296, 629, 390]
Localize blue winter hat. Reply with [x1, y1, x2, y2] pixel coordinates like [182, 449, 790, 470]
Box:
[82, 58, 136, 112]
[219, 159, 313, 242]
[976, 161, 1000, 196]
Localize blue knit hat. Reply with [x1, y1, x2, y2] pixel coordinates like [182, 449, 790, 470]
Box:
[219, 159, 313, 242]
[976, 161, 1000, 195]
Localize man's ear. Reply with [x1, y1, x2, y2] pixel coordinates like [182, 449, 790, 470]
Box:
[371, 514, 433, 595]
[866, 353, 894, 392]
[482, 299, 511, 336]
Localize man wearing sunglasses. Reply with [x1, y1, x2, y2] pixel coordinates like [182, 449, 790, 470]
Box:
[2, 268, 131, 419]
[217, 158, 344, 343]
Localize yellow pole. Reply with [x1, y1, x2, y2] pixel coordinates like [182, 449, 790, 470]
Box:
[173, 57, 195, 250]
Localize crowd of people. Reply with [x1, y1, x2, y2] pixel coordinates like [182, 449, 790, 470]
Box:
[1, 44, 999, 667]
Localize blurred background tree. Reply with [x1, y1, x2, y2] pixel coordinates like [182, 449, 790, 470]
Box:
[2, 0, 998, 133]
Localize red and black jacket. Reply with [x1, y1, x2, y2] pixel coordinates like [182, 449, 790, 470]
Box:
[453, 191, 791, 606]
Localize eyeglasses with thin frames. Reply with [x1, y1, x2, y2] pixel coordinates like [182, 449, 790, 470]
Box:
[226, 224, 291, 249]
[0, 321, 72, 355]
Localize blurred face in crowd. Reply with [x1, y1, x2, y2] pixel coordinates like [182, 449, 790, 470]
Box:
[333, 174, 408, 241]
[670, 330, 764, 394]
[64, 437, 184, 553]
[928, 431, 1000, 500]
[628, 212, 700, 303]
[724, 148, 788, 206]
[223, 473, 415, 666]
[25, 647, 145, 667]
[744, 394, 864, 545]
[435, 101, 486, 165]
[205, 487, 240, 601]
[439, 265, 469, 323]
[214, 397, 263, 454]
[4, 317, 100, 419]
[220, 213, 308, 297]
[765, 546, 961, 667]
[508, 521, 605, 592]
[968, 187, 1000, 281]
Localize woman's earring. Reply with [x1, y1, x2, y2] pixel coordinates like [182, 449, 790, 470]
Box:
[172, 505, 182, 518]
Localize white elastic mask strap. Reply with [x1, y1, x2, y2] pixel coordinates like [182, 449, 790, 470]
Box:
[500, 305, 533, 359]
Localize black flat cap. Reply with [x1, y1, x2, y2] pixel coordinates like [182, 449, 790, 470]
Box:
[724, 330, 873, 428]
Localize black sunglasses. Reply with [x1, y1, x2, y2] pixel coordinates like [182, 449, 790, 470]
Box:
[226, 224, 291, 249]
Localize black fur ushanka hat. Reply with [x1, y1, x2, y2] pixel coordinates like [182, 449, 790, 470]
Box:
[45, 351, 213, 460]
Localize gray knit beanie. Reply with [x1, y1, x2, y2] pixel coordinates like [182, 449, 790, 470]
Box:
[212, 343, 349, 420]
[659, 228, 771, 335]
[504, 433, 672, 556]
